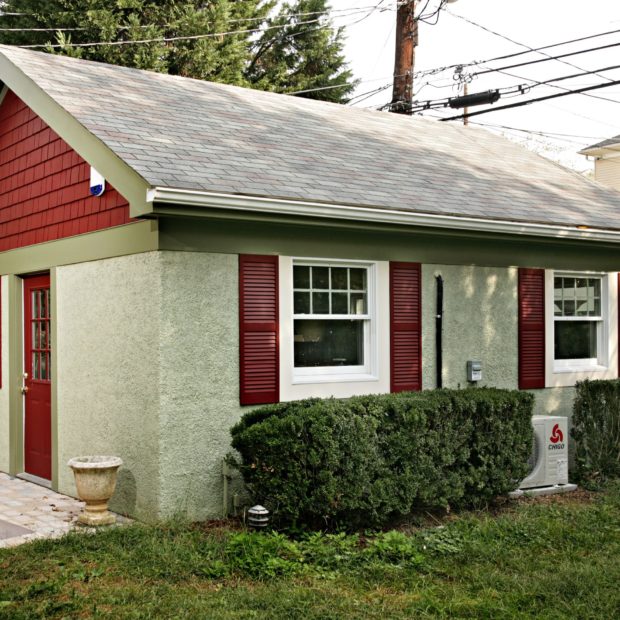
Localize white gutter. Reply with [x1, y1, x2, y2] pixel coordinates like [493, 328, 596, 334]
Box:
[146, 187, 620, 244]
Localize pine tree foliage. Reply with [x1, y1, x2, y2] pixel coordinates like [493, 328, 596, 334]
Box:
[0, 0, 357, 102]
[247, 0, 356, 102]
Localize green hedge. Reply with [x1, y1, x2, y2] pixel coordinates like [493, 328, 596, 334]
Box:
[572, 379, 620, 484]
[230, 389, 534, 529]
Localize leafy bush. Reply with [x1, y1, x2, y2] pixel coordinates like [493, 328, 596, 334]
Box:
[230, 388, 533, 529]
[572, 379, 620, 484]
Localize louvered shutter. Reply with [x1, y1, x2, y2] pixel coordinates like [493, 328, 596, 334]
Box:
[518, 268, 546, 389]
[390, 262, 422, 393]
[239, 255, 279, 405]
[618, 273, 620, 377]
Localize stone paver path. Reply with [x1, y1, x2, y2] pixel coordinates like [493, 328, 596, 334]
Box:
[0, 472, 129, 548]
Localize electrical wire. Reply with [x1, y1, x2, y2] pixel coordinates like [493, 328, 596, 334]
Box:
[470, 40, 620, 79]
[440, 78, 620, 122]
[483, 64, 620, 107]
[0, 4, 385, 24]
[447, 9, 616, 86]
[393, 62, 620, 114]
[17, 7, 375, 49]
[403, 27, 620, 82]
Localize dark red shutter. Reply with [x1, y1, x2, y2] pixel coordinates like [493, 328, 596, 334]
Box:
[239, 255, 279, 405]
[390, 262, 422, 393]
[518, 268, 546, 389]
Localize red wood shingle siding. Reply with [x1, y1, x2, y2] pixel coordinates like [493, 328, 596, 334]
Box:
[0, 91, 131, 252]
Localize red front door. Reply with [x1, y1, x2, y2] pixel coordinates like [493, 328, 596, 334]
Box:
[23, 274, 52, 480]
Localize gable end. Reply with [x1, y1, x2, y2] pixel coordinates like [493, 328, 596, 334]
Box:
[0, 91, 132, 252]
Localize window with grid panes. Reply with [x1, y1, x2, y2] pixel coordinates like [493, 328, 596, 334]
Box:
[31, 287, 51, 381]
[553, 275, 603, 367]
[293, 263, 371, 373]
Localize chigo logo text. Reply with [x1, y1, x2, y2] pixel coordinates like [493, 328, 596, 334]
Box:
[548, 423, 565, 450]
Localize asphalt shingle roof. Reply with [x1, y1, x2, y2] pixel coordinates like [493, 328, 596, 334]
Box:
[582, 135, 620, 151]
[2, 45, 620, 230]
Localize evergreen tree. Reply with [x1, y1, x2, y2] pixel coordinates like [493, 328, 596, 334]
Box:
[0, 0, 357, 102]
[248, 0, 356, 102]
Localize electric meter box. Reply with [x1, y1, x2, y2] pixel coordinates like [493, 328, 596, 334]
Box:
[467, 360, 482, 382]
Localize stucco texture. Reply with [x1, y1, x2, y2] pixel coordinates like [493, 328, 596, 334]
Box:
[157, 251, 243, 520]
[0, 276, 9, 473]
[421, 265, 519, 391]
[45, 254, 579, 522]
[55, 252, 161, 520]
[53, 250, 244, 521]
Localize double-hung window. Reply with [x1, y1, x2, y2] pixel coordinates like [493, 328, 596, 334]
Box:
[292, 261, 374, 380]
[553, 274, 604, 370]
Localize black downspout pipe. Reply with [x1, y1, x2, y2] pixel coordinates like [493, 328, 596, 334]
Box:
[435, 275, 443, 389]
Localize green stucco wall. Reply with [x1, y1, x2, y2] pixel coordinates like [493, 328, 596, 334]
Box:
[0, 276, 9, 473]
[419, 264, 576, 423]
[421, 265, 519, 390]
[54, 250, 245, 521]
[55, 252, 161, 520]
[157, 251, 244, 520]
[3, 249, 581, 522]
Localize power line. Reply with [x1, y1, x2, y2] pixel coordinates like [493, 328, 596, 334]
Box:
[485, 64, 620, 107]
[17, 7, 375, 49]
[471, 40, 620, 79]
[440, 78, 620, 122]
[464, 27, 620, 66]
[447, 9, 617, 85]
[407, 26, 620, 82]
[386, 62, 620, 114]
[0, 4, 384, 22]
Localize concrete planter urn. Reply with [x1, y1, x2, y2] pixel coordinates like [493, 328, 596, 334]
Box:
[67, 456, 122, 526]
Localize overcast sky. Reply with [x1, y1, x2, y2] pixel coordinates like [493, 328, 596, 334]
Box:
[333, 0, 620, 171]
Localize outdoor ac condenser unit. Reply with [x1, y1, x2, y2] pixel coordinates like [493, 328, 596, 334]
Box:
[519, 416, 569, 490]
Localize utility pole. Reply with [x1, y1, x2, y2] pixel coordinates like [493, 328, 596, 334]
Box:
[463, 82, 469, 125]
[390, 1, 417, 115]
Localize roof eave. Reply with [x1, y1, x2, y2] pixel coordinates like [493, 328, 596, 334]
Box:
[147, 186, 620, 244]
[580, 143, 620, 157]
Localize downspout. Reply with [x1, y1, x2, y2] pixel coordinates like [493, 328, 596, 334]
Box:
[435, 275, 443, 389]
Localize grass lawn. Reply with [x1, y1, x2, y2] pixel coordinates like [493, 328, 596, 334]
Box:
[1, 484, 619, 619]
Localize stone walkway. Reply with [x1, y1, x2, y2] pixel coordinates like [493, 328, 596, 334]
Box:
[0, 472, 129, 548]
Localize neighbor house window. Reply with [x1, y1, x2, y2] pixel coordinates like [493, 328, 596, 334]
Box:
[553, 274, 604, 369]
[293, 261, 374, 380]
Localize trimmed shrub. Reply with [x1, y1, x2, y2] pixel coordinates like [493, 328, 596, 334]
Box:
[572, 379, 620, 484]
[230, 388, 534, 530]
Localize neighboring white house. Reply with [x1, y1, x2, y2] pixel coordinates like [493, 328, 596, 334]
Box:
[580, 136, 620, 191]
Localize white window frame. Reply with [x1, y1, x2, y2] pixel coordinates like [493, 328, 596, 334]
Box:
[545, 270, 618, 387]
[291, 258, 376, 383]
[278, 257, 390, 402]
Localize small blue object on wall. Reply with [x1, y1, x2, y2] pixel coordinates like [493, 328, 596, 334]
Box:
[90, 166, 106, 197]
